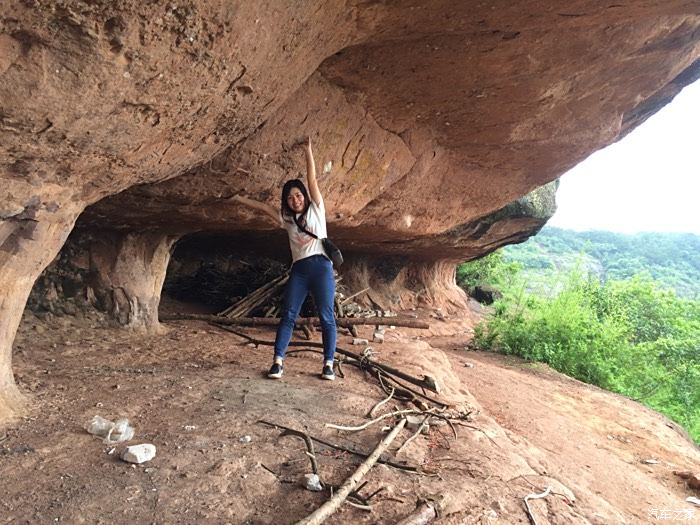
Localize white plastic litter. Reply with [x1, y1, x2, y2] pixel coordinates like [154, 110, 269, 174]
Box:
[121, 444, 156, 464]
[352, 338, 369, 345]
[239, 435, 252, 443]
[304, 473, 323, 492]
[86, 415, 135, 445]
[87, 415, 112, 435]
[687, 496, 700, 506]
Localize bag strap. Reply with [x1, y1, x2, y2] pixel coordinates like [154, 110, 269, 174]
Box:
[293, 215, 319, 240]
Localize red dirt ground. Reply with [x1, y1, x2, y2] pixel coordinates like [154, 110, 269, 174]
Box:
[1, 304, 699, 524]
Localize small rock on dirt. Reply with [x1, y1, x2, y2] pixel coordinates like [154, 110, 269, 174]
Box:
[304, 473, 323, 492]
[121, 444, 156, 464]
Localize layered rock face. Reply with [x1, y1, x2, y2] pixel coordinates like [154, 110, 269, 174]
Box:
[2, 1, 699, 419]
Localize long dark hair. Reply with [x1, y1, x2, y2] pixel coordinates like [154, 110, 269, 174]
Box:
[281, 179, 311, 230]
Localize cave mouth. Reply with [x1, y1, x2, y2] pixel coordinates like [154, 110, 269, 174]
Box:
[162, 232, 311, 316]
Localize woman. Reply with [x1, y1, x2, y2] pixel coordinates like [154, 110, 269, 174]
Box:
[233, 138, 337, 380]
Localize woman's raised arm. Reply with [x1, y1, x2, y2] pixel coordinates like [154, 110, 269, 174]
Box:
[303, 138, 322, 206]
[231, 194, 279, 224]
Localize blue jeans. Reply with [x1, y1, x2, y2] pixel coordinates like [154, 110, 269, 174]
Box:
[274, 255, 337, 362]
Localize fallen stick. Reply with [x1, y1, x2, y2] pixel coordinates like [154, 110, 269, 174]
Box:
[162, 313, 430, 329]
[281, 429, 318, 475]
[524, 486, 551, 525]
[367, 387, 395, 418]
[426, 413, 458, 440]
[295, 418, 407, 525]
[344, 500, 372, 512]
[219, 273, 289, 317]
[341, 287, 370, 305]
[229, 280, 286, 317]
[511, 475, 574, 505]
[336, 347, 439, 394]
[396, 415, 431, 457]
[324, 485, 373, 510]
[395, 501, 438, 525]
[374, 369, 447, 406]
[257, 420, 418, 473]
[326, 409, 421, 432]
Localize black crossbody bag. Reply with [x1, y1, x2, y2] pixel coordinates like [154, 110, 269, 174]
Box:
[293, 216, 344, 267]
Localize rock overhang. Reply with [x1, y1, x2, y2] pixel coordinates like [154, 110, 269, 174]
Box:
[55, 2, 699, 260]
[1, 0, 700, 419]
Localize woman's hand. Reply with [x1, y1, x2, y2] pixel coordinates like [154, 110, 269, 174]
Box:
[293, 136, 311, 150]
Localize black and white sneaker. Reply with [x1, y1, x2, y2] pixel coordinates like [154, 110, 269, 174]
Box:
[321, 364, 335, 381]
[268, 362, 284, 379]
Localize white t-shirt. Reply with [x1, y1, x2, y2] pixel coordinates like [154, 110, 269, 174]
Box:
[280, 198, 328, 263]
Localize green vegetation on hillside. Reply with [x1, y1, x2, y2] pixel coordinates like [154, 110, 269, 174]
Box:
[502, 227, 700, 298]
[458, 232, 700, 444]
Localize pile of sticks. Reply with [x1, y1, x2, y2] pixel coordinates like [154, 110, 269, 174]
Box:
[216, 270, 387, 321]
[218, 272, 289, 318]
[159, 270, 424, 340]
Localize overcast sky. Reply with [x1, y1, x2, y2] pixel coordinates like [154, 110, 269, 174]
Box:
[548, 79, 700, 234]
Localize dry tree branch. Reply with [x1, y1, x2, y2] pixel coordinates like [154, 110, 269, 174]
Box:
[295, 419, 407, 525]
[396, 415, 432, 457]
[395, 501, 438, 525]
[325, 409, 421, 432]
[367, 386, 395, 418]
[524, 486, 552, 525]
[257, 420, 418, 473]
[344, 500, 373, 511]
[341, 287, 370, 305]
[280, 429, 318, 475]
[426, 413, 458, 440]
[378, 371, 447, 408]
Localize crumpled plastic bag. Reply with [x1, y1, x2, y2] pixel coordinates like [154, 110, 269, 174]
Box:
[86, 415, 135, 445]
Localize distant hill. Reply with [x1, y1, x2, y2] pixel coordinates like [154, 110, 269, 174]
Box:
[502, 226, 700, 298]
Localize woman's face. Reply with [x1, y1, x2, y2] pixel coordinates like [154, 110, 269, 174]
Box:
[287, 187, 305, 213]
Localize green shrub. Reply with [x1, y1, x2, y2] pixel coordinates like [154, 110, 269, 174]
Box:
[469, 256, 700, 444]
[457, 252, 520, 291]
